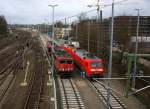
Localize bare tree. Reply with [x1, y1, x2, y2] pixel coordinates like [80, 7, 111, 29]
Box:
[115, 19, 131, 52]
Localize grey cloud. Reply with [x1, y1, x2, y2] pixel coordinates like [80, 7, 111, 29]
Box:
[0, 0, 149, 24]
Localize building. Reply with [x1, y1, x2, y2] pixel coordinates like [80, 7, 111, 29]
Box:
[55, 27, 72, 39]
[114, 16, 150, 52]
[72, 16, 150, 53]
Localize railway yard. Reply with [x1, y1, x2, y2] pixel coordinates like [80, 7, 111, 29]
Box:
[1, 0, 150, 108]
[0, 30, 149, 109]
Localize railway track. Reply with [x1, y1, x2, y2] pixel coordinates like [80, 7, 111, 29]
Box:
[0, 55, 23, 84]
[0, 36, 17, 51]
[0, 46, 12, 55]
[23, 42, 44, 109]
[0, 60, 17, 86]
[0, 52, 19, 71]
[89, 78, 126, 109]
[0, 53, 23, 104]
[0, 45, 17, 60]
[58, 77, 85, 109]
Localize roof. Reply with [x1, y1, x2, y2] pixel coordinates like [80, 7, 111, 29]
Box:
[75, 49, 99, 60]
[55, 51, 71, 58]
[54, 46, 72, 58]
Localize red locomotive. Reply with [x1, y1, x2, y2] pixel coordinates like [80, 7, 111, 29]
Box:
[62, 45, 104, 78]
[53, 45, 74, 75]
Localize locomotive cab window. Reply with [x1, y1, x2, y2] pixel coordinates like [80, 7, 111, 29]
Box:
[91, 62, 102, 67]
[60, 60, 65, 64]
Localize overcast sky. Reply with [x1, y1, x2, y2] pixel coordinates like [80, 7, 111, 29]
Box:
[0, 0, 149, 24]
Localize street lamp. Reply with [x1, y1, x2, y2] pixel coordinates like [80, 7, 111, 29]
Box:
[48, 4, 58, 39]
[132, 8, 142, 90]
[48, 5, 58, 109]
[48, 4, 58, 78]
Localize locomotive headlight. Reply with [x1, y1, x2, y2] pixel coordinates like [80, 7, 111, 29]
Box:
[91, 69, 103, 72]
[97, 69, 103, 72]
[91, 69, 96, 71]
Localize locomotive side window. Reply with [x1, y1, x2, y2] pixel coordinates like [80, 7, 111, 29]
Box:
[91, 62, 102, 67]
[59, 60, 73, 64]
[67, 60, 72, 64]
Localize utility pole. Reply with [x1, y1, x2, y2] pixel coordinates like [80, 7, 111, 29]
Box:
[48, 4, 58, 39]
[88, 0, 101, 17]
[97, 0, 103, 21]
[87, 0, 102, 23]
[64, 18, 68, 43]
[88, 0, 102, 23]
[107, 0, 114, 108]
[55, 20, 58, 28]
[132, 8, 142, 90]
[88, 0, 101, 16]
[44, 19, 47, 34]
[88, 0, 102, 55]
[88, 20, 91, 52]
[38, 25, 39, 32]
[75, 20, 78, 41]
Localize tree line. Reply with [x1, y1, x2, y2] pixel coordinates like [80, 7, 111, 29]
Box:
[0, 15, 8, 38]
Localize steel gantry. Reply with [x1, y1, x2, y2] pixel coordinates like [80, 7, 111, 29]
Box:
[123, 52, 150, 97]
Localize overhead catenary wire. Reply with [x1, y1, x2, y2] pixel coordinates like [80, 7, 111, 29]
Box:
[56, 9, 97, 22]
[55, 0, 129, 23]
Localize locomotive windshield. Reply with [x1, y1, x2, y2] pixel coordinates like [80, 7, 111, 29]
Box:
[91, 62, 102, 67]
[60, 60, 65, 64]
[60, 60, 73, 64]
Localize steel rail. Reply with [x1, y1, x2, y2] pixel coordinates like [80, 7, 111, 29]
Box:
[69, 79, 83, 109]
[59, 78, 84, 109]
[0, 57, 22, 103]
[38, 35, 58, 109]
[0, 53, 23, 84]
[60, 79, 69, 109]
[0, 53, 22, 74]
[89, 79, 126, 109]
[90, 81, 113, 109]
[0, 60, 20, 86]
[23, 44, 44, 109]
